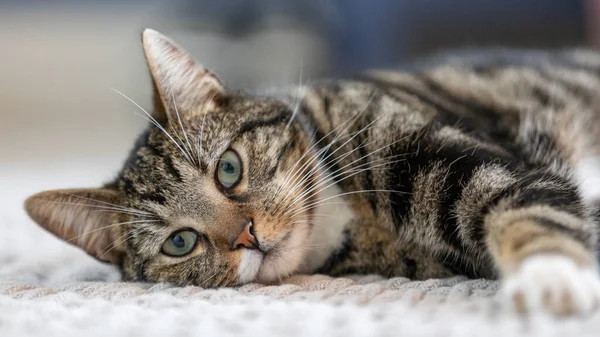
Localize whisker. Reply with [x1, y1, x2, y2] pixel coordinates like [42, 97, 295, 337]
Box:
[285, 202, 353, 219]
[288, 189, 409, 218]
[291, 212, 340, 221]
[274, 98, 382, 212]
[170, 86, 197, 165]
[100, 232, 134, 258]
[36, 200, 156, 218]
[284, 158, 409, 216]
[286, 60, 304, 130]
[289, 208, 350, 220]
[204, 264, 226, 287]
[214, 265, 232, 287]
[63, 193, 154, 216]
[282, 139, 377, 210]
[67, 220, 158, 244]
[271, 145, 331, 212]
[111, 87, 194, 164]
[283, 137, 411, 214]
[268, 92, 376, 211]
[271, 134, 345, 213]
[197, 113, 208, 168]
[165, 122, 190, 166]
[286, 152, 409, 212]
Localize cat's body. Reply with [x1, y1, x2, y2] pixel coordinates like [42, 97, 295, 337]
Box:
[24, 30, 600, 315]
[271, 50, 600, 280]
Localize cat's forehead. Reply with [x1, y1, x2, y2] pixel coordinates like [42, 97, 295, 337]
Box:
[195, 95, 291, 146]
[118, 94, 292, 195]
[205, 95, 288, 124]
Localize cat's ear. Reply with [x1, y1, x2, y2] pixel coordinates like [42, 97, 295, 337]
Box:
[24, 188, 127, 264]
[142, 29, 224, 121]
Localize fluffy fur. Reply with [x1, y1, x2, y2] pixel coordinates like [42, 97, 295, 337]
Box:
[24, 30, 600, 315]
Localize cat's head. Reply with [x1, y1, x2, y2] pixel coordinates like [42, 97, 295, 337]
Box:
[24, 29, 325, 287]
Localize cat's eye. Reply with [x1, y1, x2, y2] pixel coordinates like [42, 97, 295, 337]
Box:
[217, 149, 242, 189]
[161, 229, 199, 257]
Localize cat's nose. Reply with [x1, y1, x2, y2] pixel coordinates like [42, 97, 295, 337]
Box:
[230, 221, 259, 250]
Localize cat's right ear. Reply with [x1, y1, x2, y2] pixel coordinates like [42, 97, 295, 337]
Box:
[141, 29, 225, 121]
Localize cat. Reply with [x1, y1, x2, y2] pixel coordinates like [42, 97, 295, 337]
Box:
[24, 29, 600, 316]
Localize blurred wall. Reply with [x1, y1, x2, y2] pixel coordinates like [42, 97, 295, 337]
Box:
[0, 0, 592, 213]
[0, 1, 330, 214]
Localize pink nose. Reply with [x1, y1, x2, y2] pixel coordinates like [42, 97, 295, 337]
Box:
[230, 221, 259, 250]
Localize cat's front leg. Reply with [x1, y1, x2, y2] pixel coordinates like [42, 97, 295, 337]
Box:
[443, 157, 600, 315]
[485, 206, 600, 316]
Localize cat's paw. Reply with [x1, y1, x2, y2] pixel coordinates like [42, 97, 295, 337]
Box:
[500, 254, 600, 316]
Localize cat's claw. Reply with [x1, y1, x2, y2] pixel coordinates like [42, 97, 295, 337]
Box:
[500, 255, 600, 316]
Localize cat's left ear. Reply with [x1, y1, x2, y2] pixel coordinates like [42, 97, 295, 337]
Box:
[24, 188, 127, 264]
[142, 29, 224, 121]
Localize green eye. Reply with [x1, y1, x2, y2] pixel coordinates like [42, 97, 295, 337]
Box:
[217, 150, 242, 188]
[161, 229, 199, 257]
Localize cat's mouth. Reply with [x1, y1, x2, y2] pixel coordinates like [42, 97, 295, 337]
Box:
[237, 225, 307, 284]
[257, 230, 292, 256]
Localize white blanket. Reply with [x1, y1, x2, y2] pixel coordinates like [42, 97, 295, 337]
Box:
[2, 210, 600, 337]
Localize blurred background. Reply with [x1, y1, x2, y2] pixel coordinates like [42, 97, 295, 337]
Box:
[0, 0, 598, 279]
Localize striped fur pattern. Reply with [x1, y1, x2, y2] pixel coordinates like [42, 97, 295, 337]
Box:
[24, 31, 600, 315]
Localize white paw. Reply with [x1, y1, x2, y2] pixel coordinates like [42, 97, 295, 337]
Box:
[500, 255, 600, 316]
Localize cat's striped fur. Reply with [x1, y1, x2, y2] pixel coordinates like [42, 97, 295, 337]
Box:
[294, 50, 600, 280]
[25, 30, 600, 315]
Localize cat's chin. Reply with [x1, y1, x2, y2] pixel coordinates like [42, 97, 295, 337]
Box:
[236, 249, 264, 284]
[243, 223, 312, 284]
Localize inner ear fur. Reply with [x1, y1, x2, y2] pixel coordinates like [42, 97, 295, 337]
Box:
[142, 28, 225, 122]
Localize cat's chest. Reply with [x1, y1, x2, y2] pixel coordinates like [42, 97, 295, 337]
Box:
[296, 182, 356, 273]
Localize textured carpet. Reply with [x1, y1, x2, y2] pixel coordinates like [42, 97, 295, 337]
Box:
[2, 202, 600, 336]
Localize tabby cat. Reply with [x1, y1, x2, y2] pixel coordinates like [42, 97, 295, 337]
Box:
[25, 29, 600, 316]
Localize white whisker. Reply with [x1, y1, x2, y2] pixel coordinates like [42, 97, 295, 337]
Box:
[63, 193, 155, 216]
[288, 189, 408, 218]
[40, 200, 156, 218]
[170, 86, 196, 164]
[197, 112, 208, 167]
[110, 87, 194, 164]
[278, 110, 389, 212]
[285, 157, 409, 217]
[271, 95, 377, 213]
[67, 220, 158, 243]
[100, 232, 134, 258]
[284, 138, 412, 212]
[286, 59, 305, 130]
[269, 92, 376, 210]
